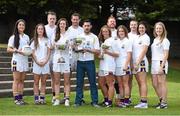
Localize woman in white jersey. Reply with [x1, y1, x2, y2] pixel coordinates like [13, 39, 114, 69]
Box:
[132, 21, 150, 108]
[7, 19, 30, 105]
[31, 24, 50, 104]
[51, 18, 71, 106]
[98, 25, 119, 107]
[115, 25, 132, 108]
[151, 22, 170, 109]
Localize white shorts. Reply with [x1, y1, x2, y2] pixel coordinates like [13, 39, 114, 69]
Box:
[151, 60, 168, 74]
[33, 62, 50, 75]
[115, 66, 131, 76]
[98, 70, 114, 77]
[53, 63, 70, 73]
[11, 59, 29, 72]
[132, 60, 149, 74]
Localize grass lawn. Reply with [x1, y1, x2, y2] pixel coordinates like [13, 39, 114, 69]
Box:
[0, 67, 180, 115]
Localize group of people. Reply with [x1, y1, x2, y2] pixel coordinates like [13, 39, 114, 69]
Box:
[7, 11, 170, 109]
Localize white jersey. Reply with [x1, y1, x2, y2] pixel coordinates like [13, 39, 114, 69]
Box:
[99, 37, 117, 72]
[111, 29, 117, 38]
[66, 26, 84, 41]
[77, 32, 100, 61]
[30, 37, 50, 74]
[8, 34, 30, 72]
[132, 33, 150, 62]
[128, 32, 138, 49]
[51, 32, 70, 65]
[8, 34, 30, 61]
[45, 25, 56, 40]
[115, 37, 132, 67]
[151, 38, 170, 61]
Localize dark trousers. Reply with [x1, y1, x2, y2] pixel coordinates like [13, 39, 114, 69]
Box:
[75, 60, 98, 104]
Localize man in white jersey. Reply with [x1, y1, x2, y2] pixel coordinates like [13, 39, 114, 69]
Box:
[74, 20, 100, 107]
[107, 15, 117, 38]
[107, 15, 120, 104]
[128, 19, 138, 103]
[45, 11, 57, 102]
[66, 13, 84, 71]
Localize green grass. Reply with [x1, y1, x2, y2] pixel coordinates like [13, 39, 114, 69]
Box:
[0, 67, 180, 115]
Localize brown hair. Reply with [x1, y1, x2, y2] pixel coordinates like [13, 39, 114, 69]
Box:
[117, 25, 128, 38]
[55, 18, 68, 42]
[71, 13, 80, 19]
[33, 23, 48, 49]
[98, 25, 111, 43]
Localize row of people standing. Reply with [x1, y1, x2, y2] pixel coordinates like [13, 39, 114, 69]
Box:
[7, 12, 170, 109]
[98, 16, 170, 109]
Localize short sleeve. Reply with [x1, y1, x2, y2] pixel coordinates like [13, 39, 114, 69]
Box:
[126, 40, 132, 52]
[30, 41, 35, 50]
[143, 35, 150, 46]
[93, 36, 100, 50]
[162, 38, 170, 50]
[8, 35, 15, 47]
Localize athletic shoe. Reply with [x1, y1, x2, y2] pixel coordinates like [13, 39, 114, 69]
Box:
[39, 99, 46, 105]
[34, 100, 40, 105]
[156, 103, 167, 109]
[65, 99, 70, 106]
[53, 99, 60, 106]
[19, 100, 28, 105]
[91, 103, 101, 108]
[118, 102, 126, 108]
[14, 100, 22, 105]
[104, 102, 112, 108]
[134, 102, 148, 108]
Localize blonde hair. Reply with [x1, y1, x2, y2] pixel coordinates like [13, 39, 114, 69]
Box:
[153, 22, 167, 42]
[98, 25, 111, 43]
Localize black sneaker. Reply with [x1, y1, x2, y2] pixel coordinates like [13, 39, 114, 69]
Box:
[14, 100, 22, 105]
[156, 103, 167, 109]
[81, 99, 86, 105]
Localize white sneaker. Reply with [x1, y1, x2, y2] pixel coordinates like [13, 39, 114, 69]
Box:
[51, 97, 56, 104]
[65, 99, 70, 106]
[134, 102, 148, 108]
[53, 99, 60, 106]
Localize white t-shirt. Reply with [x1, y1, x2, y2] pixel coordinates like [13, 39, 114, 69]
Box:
[45, 25, 56, 40]
[99, 37, 117, 71]
[115, 37, 132, 66]
[132, 33, 150, 62]
[30, 37, 50, 62]
[128, 32, 138, 49]
[51, 32, 70, 64]
[77, 32, 100, 61]
[8, 34, 30, 61]
[151, 38, 170, 61]
[111, 29, 117, 38]
[66, 26, 84, 41]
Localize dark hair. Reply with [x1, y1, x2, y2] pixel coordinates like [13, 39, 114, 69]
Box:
[33, 23, 48, 49]
[117, 25, 128, 38]
[83, 19, 91, 25]
[98, 25, 111, 43]
[46, 11, 56, 16]
[138, 21, 149, 35]
[13, 19, 26, 49]
[71, 13, 80, 19]
[55, 18, 68, 42]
